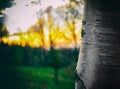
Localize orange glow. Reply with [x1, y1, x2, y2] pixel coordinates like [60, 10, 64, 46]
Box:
[0, 19, 82, 49]
[1, 0, 84, 49]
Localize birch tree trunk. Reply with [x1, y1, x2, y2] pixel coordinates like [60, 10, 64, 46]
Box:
[75, 0, 120, 89]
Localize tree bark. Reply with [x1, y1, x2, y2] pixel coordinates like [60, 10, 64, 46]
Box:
[75, 0, 120, 89]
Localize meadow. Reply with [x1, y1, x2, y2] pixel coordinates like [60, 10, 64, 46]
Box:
[0, 66, 75, 89]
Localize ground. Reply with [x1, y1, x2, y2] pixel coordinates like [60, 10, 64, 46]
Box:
[0, 66, 74, 89]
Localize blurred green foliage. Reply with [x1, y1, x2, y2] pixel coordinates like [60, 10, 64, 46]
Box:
[0, 43, 79, 67]
[0, 0, 13, 9]
[0, 43, 79, 89]
[0, 67, 74, 89]
[0, 1, 80, 88]
[0, 0, 14, 37]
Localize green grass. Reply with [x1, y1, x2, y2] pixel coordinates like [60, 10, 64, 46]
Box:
[0, 66, 74, 89]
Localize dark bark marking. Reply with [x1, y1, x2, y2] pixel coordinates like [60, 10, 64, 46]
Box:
[75, 69, 86, 89]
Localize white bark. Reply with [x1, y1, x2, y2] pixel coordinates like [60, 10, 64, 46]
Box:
[76, 0, 120, 89]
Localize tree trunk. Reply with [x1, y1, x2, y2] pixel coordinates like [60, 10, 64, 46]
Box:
[75, 0, 120, 89]
[54, 68, 58, 84]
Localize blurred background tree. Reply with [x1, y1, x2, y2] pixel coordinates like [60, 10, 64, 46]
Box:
[0, 0, 14, 37]
[0, 0, 83, 89]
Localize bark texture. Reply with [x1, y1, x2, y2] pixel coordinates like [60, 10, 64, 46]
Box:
[76, 0, 120, 89]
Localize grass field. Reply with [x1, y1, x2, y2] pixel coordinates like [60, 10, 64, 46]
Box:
[0, 66, 74, 89]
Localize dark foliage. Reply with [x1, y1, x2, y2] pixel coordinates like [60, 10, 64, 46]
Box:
[0, 0, 14, 9]
[0, 43, 79, 67]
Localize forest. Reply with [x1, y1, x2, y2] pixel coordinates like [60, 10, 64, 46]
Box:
[0, 0, 83, 89]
